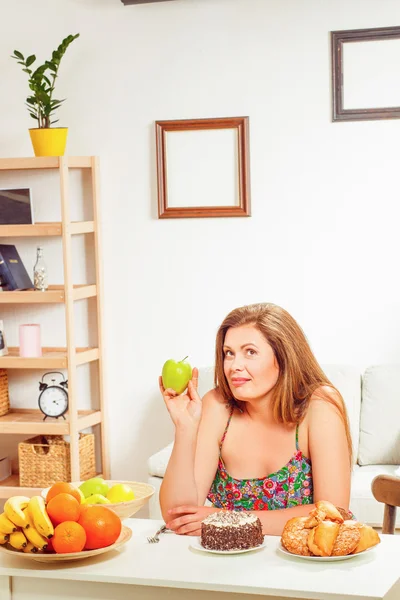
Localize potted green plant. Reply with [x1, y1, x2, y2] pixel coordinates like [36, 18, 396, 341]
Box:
[12, 33, 79, 157]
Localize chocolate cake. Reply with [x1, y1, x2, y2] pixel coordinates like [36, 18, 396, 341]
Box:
[201, 511, 264, 551]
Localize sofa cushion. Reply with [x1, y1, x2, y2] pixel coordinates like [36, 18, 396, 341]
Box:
[197, 366, 215, 398]
[321, 364, 361, 460]
[148, 442, 173, 478]
[358, 365, 400, 465]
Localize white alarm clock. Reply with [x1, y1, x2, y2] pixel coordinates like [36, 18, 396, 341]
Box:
[38, 372, 68, 421]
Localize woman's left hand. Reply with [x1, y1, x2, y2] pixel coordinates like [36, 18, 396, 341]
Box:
[166, 505, 221, 536]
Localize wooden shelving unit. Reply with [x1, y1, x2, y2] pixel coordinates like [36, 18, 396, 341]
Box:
[0, 156, 110, 498]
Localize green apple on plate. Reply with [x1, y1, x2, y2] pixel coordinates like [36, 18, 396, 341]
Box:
[83, 493, 109, 505]
[79, 477, 109, 499]
[162, 356, 192, 394]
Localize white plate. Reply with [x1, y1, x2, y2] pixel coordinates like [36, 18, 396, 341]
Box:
[189, 537, 267, 555]
[278, 544, 375, 562]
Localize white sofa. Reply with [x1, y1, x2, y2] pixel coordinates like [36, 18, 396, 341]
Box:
[148, 365, 400, 527]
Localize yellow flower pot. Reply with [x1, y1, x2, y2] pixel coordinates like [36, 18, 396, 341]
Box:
[29, 127, 68, 157]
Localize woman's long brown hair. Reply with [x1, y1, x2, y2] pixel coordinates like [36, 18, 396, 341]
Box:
[214, 303, 353, 464]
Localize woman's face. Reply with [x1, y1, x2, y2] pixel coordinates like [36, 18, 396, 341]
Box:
[223, 325, 279, 402]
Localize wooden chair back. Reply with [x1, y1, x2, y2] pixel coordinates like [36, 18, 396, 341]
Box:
[371, 474, 400, 534]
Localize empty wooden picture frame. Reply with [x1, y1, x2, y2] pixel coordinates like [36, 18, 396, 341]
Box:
[332, 25, 400, 121]
[155, 116, 251, 218]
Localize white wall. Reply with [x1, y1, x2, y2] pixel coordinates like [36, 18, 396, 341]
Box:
[0, 0, 400, 485]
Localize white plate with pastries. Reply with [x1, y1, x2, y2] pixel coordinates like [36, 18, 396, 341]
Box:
[190, 538, 267, 555]
[278, 544, 376, 562]
[280, 500, 381, 562]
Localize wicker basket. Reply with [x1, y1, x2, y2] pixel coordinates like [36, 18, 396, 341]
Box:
[0, 370, 10, 417]
[18, 433, 96, 488]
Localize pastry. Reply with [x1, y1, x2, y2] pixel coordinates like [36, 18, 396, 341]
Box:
[280, 500, 381, 558]
[281, 516, 313, 556]
[201, 511, 263, 551]
[305, 500, 344, 528]
[307, 521, 340, 556]
[336, 506, 353, 521]
[331, 521, 361, 556]
[352, 524, 380, 554]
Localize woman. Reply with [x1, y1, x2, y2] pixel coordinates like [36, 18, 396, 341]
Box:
[159, 303, 352, 536]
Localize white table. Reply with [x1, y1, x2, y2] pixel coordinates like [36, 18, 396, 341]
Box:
[0, 518, 399, 600]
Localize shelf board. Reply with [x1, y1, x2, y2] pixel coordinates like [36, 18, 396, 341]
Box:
[0, 220, 95, 238]
[0, 474, 43, 498]
[0, 284, 97, 304]
[0, 347, 99, 368]
[0, 222, 62, 237]
[0, 472, 104, 499]
[0, 157, 92, 171]
[0, 408, 102, 435]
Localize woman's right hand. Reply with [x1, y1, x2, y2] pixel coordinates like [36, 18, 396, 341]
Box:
[159, 367, 202, 430]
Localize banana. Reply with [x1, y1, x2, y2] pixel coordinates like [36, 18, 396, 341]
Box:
[4, 497, 30, 529]
[0, 512, 18, 534]
[22, 509, 48, 550]
[28, 496, 54, 538]
[0, 533, 9, 545]
[9, 530, 27, 550]
[23, 542, 38, 553]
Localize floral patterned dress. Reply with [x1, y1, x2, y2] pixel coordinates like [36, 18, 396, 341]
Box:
[207, 408, 313, 511]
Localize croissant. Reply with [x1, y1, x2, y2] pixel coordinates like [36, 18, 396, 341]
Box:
[352, 524, 381, 554]
[281, 501, 381, 558]
[305, 500, 344, 528]
[308, 521, 340, 557]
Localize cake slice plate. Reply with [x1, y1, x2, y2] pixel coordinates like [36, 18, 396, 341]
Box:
[189, 538, 267, 555]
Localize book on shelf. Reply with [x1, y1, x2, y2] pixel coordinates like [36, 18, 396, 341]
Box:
[0, 244, 33, 291]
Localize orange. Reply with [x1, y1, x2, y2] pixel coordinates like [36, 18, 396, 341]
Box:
[47, 493, 81, 526]
[52, 521, 86, 554]
[78, 505, 121, 550]
[46, 482, 81, 504]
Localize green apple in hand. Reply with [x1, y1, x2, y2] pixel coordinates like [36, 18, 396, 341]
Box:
[162, 356, 193, 394]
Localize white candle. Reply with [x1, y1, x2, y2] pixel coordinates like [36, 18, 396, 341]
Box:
[19, 324, 42, 357]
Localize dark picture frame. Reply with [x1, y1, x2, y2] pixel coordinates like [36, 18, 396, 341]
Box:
[155, 116, 251, 219]
[331, 25, 400, 122]
[0, 188, 34, 225]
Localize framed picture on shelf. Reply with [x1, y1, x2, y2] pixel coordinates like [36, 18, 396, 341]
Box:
[0, 320, 8, 357]
[0, 188, 34, 225]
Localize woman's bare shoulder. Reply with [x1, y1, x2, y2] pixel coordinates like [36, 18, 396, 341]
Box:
[307, 385, 344, 419]
[202, 388, 231, 413]
[199, 389, 231, 438]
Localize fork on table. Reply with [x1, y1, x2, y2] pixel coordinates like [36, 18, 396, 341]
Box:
[147, 524, 170, 543]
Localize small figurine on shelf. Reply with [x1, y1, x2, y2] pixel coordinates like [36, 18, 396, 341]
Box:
[33, 247, 48, 291]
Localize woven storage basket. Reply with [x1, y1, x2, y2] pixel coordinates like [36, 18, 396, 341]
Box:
[0, 370, 10, 417]
[18, 433, 96, 488]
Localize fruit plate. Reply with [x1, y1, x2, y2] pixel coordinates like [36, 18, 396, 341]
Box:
[0, 525, 132, 563]
[189, 537, 267, 555]
[41, 481, 155, 520]
[278, 543, 376, 562]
